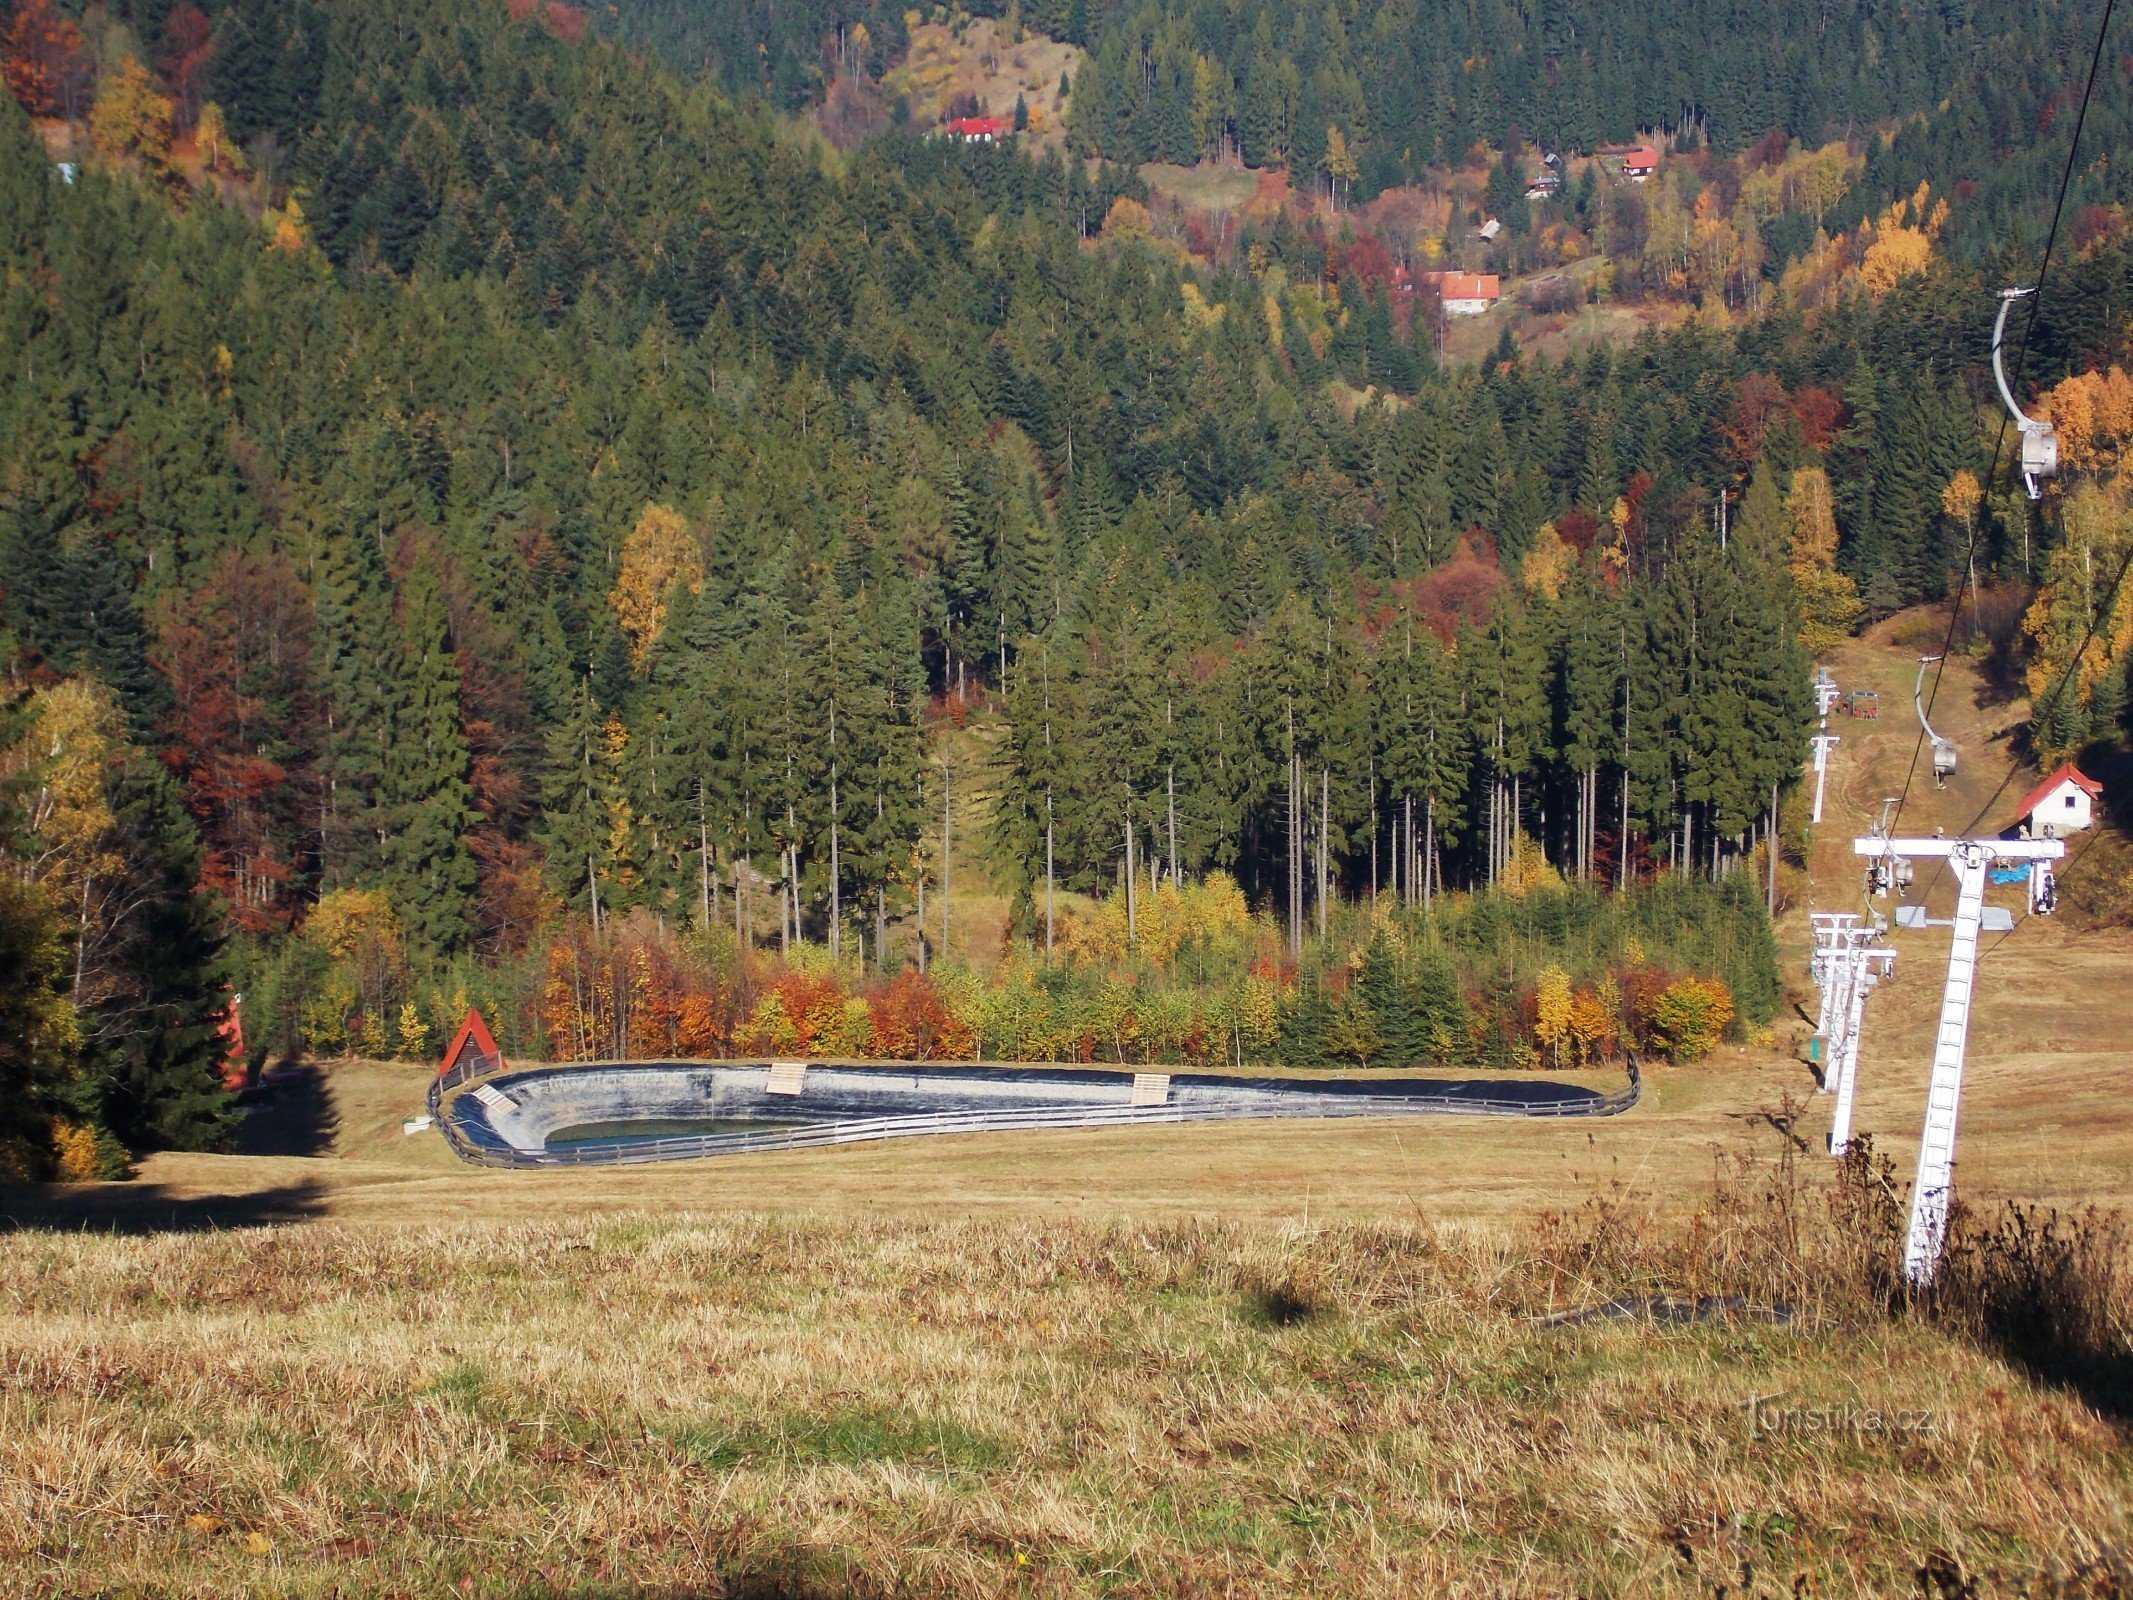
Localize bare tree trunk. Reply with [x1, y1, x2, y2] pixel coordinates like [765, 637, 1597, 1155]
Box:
[1424, 795, 1435, 911]
[829, 738, 840, 959]
[940, 753, 951, 965]
[1123, 810, 1136, 946]
[1317, 767, 1330, 947]
[1168, 763, 1178, 888]
[1619, 772, 1630, 891]
[1045, 791, 1055, 959]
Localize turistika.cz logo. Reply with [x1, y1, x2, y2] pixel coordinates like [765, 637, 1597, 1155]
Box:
[1744, 1390, 1942, 1440]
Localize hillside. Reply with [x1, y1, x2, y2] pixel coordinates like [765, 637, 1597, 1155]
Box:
[7, 0, 2133, 1588]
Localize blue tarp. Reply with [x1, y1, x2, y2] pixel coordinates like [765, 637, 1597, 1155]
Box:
[1988, 865, 2032, 885]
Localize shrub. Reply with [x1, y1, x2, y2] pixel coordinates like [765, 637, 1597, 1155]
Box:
[1637, 976, 1736, 1062]
[867, 971, 972, 1060]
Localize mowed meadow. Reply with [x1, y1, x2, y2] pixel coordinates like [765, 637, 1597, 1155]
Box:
[6, 1150, 2133, 1600]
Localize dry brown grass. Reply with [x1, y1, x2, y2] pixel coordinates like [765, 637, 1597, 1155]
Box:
[4, 1138, 2130, 1598]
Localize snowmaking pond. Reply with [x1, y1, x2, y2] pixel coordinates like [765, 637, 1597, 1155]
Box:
[431, 1060, 1639, 1167]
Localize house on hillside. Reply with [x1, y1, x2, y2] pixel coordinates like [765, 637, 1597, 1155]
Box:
[1621, 144, 1659, 180]
[940, 115, 1008, 143]
[1524, 170, 1561, 200]
[2010, 762, 2102, 837]
[1419, 270, 1500, 315]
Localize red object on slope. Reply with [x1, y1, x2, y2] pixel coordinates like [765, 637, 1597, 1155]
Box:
[439, 1008, 506, 1078]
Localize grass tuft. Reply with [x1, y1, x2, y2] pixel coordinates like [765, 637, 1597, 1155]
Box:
[1241, 1275, 1324, 1328]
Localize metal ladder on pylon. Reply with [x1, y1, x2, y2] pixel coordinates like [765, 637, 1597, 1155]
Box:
[1902, 848, 1987, 1280]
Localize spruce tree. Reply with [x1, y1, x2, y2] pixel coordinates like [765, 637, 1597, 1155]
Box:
[383, 560, 478, 951]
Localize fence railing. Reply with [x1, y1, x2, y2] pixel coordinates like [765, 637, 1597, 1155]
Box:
[426, 1055, 1642, 1170]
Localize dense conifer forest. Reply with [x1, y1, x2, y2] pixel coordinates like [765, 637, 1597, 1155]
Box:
[2, 0, 2130, 1175]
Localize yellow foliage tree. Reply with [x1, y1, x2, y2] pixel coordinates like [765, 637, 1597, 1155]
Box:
[1102, 196, 1150, 241]
[1532, 965, 1573, 1068]
[1786, 467, 1861, 656]
[1857, 223, 1932, 295]
[396, 1001, 430, 1061]
[610, 503, 704, 667]
[11, 679, 124, 911]
[194, 101, 246, 174]
[1520, 523, 1575, 600]
[2022, 483, 2133, 755]
[300, 887, 403, 960]
[88, 58, 174, 170]
[266, 195, 310, 254]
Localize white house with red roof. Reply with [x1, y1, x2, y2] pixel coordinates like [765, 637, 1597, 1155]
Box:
[1418, 269, 1501, 315]
[2011, 761, 2101, 837]
[941, 115, 1008, 143]
[1621, 144, 1659, 180]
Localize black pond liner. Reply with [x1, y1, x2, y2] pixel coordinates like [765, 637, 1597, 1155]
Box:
[428, 1057, 1642, 1168]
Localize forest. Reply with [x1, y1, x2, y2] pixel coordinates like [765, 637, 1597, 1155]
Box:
[1, 0, 2130, 1178]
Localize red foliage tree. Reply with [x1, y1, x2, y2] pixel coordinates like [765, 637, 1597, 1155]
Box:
[1401, 532, 1504, 644]
[1789, 385, 1844, 453]
[2, 0, 90, 118]
[157, 2, 213, 123]
[1719, 371, 1792, 466]
[155, 550, 320, 932]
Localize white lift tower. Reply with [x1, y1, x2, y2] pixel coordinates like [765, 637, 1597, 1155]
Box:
[1808, 667, 1840, 823]
[1853, 834, 2065, 1283]
[1808, 913, 1895, 1157]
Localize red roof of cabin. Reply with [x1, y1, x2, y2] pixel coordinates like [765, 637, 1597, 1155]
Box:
[946, 116, 1006, 137]
[1419, 270, 1500, 300]
[2014, 760, 2102, 821]
[1624, 144, 1659, 169]
[439, 1007, 505, 1078]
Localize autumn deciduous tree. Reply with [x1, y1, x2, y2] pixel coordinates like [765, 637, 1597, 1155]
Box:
[1786, 467, 1862, 656]
[2037, 367, 2133, 475]
[154, 550, 318, 933]
[157, 2, 213, 122]
[194, 100, 245, 173]
[610, 503, 703, 668]
[88, 58, 175, 170]
[0, 0, 88, 118]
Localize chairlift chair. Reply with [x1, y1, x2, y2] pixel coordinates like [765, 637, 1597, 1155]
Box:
[1915, 657, 1957, 787]
[1993, 287, 2059, 500]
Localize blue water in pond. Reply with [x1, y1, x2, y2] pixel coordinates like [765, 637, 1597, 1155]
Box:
[546, 1116, 827, 1149]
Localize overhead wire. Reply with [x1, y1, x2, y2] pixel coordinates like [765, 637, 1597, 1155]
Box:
[1876, 0, 2120, 861]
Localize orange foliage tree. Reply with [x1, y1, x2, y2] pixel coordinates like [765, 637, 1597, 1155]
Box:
[867, 971, 973, 1060]
[1, 0, 88, 118]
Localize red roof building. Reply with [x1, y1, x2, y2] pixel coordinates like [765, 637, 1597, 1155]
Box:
[1417, 269, 1501, 314]
[942, 115, 1008, 143]
[2011, 761, 2102, 836]
[1621, 144, 1659, 179]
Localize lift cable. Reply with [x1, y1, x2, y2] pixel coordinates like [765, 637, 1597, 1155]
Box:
[1906, 534, 2133, 911]
[1880, 0, 2119, 851]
